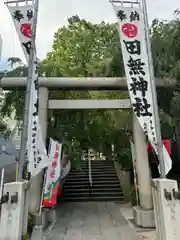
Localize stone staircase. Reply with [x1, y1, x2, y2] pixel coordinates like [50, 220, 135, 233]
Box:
[61, 160, 125, 202]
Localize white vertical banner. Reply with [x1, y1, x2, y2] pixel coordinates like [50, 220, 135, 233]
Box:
[43, 138, 62, 202]
[112, 3, 171, 174]
[7, 5, 33, 61]
[7, 4, 47, 177]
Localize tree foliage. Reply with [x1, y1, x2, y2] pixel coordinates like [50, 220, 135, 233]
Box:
[41, 16, 131, 164]
[151, 14, 180, 119]
[42, 16, 124, 77]
[7, 57, 23, 68]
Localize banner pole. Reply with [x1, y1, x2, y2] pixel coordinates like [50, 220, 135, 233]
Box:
[141, 0, 166, 178]
[0, 168, 4, 201]
[18, 0, 39, 181]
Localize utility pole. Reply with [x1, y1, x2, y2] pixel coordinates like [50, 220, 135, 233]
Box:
[141, 0, 166, 178]
[18, 0, 39, 181]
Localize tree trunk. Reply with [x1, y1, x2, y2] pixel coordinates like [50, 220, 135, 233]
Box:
[105, 143, 112, 161]
[96, 152, 100, 160]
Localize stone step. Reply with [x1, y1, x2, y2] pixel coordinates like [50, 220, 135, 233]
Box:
[67, 173, 118, 179]
[62, 160, 124, 203]
[64, 183, 121, 189]
[64, 187, 122, 194]
[65, 179, 120, 185]
[60, 195, 125, 202]
[63, 190, 123, 195]
[70, 169, 117, 174]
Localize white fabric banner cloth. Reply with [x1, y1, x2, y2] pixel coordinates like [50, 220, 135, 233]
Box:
[112, 4, 171, 174]
[43, 138, 62, 198]
[8, 4, 47, 177]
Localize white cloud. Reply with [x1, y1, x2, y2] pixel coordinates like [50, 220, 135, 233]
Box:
[0, 0, 178, 63]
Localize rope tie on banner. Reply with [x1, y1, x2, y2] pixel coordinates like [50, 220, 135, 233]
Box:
[4, 0, 34, 6]
[109, 0, 115, 10]
[109, 0, 140, 8]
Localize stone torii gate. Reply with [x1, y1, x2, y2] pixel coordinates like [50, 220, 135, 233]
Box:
[0, 76, 175, 140]
[0, 76, 175, 136]
[0, 76, 176, 228]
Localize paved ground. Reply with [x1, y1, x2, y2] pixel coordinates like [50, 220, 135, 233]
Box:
[46, 202, 141, 240]
[119, 203, 156, 240]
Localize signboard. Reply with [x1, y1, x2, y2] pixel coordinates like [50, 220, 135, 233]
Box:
[7, 4, 47, 177]
[113, 4, 171, 174]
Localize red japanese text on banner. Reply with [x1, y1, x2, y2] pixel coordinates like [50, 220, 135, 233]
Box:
[43, 138, 62, 207]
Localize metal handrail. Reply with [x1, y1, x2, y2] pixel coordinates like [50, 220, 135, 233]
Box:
[88, 150, 92, 187]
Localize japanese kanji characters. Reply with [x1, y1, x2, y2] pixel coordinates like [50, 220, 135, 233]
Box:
[33, 98, 39, 117]
[132, 97, 152, 117]
[129, 11, 140, 22]
[113, 3, 172, 176]
[116, 10, 140, 22]
[27, 9, 33, 21]
[143, 122, 148, 136]
[13, 10, 24, 22]
[8, 4, 47, 177]
[13, 8, 33, 22]
[31, 60, 41, 169]
[123, 40, 141, 55]
[12, 7, 33, 55]
[22, 41, 32, 55]
[115, 5, 156, 144]
[116, 10, 127, 21]
[127, 56, 145, 75]
[130, 77, 148, 97]
[25, 57, 41, 171]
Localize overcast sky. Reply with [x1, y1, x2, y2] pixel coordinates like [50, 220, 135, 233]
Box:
[0, 0, 179, 63]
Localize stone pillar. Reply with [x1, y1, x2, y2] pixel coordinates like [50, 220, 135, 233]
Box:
[38, 87, 49, 142]
[132, 114, 155, 228]
[133, 114, 152, 209]
[28, 87, 49, 213]
[0, 182, 27, 240]
[152, 179, 180, 240]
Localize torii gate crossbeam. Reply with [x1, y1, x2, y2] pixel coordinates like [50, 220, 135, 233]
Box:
[0, 77, 176, 90]
[48, 99, 131, 109]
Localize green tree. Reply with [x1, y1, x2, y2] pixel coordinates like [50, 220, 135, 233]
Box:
[42, 16, 123, 77]
[7, 57, 23, 68]
[151, 13, 180, 130]
[150, 12, 180, 164]
[41, 16, 129, 163]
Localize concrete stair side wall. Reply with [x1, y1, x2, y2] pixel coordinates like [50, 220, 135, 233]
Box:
[114, 161, 132, 202]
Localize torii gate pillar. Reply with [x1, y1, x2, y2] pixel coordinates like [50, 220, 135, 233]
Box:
[133, 114, 155, 227]
[39, 87, 49, 141]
